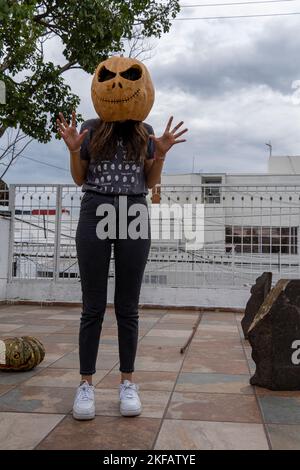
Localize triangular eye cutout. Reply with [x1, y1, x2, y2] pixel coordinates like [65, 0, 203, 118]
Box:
[120, 65, 142, 81]
[98, 66, 117, 82]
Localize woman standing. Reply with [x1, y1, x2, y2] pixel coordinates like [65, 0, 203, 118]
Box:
[56, 57, 187, 420]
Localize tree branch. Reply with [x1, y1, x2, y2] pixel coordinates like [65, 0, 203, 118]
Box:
[0, 127, 34, 180]
[0, 59, 10, 73]
[58, 61, 77, 74]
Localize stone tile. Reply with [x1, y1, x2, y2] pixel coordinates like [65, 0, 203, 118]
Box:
[0, 368, 43, 385]
[39, 333, 78, 343]
[138, 390, 171, 418]
[101, 327, 118, 335]
[40, 352, 70, 367]
[259, 396, 300, 424]
[267, 424, 300, 450]
[255, 387, 300, 397]
[182, 352, 249, 375]
[94, 388, 171, 418]
[175, 372, 253, 395]
[43, 342, 78, 355]
[8, 325, 65, 334]
[137, 343, 184, 359]
[140, 309, 167, 316]
[166, 391, 262, 423]
[186, 344, 247, 360]
[189, 337, 244, 354]
[23, 368, 109, 388]
[98, 344, 119, 354]
[146, 329, 192, 338]
[139, 336, 190, 347]
[0, 316, 23, 324]
[96, 370, 177, 391]
[201, 313, 236, 324]
[101, 335, 118, 342]
[139, 328, 151, 336]
[158, 314, 199, 324]
[201, 320, 239, 328]
[0, 323, 25, 332]
[101, 338, 119, 346]
[197, 324, 239, 334]
[139, 318, 160, 326]
[159, 310, 196, 316]
[18, 319, 72, 326]
[134, 355, 183, 372]
[243, 347, 256, 371]
[154, 419, 269, 450]
[0, 412, 64, 450]
[0, 385, 74, 414]
[0, 305, 36, 313]
[151, 323, 195, 331]
[195, 330, 240, 341]
[56, 326, 80, 334]
[49, 351, 119, 370]
[48, 314, 81, 321]
[26, 308, 67, 315]
[36, 415, 161, 450]
[0, 384, 15, 396]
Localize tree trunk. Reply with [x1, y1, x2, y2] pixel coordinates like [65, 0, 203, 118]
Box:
[0, 126, 7, 139]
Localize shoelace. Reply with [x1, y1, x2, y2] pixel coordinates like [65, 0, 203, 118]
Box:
[120, 382, 138, 399]
[78, 384, 93, 401]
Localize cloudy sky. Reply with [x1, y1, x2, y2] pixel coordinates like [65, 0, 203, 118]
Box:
[3, 0, 300, 184]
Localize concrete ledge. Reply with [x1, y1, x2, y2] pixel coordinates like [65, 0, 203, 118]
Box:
[1, 299, 244, 313]
[5, 279, 249, 310]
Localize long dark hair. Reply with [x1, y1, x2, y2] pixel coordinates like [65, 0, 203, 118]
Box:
[89, 119, 149, 163]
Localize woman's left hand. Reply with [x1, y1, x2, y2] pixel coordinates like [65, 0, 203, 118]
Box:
[149, 117, 188, 159]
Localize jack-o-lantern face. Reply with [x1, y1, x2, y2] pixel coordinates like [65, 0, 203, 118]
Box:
[0, 336, 45, 371]
[91, 56, 155, 122]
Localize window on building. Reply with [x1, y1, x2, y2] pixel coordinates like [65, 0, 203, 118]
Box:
[144, 274, 167, 285]
[225, 226, 298, 254]
[202, 177, 222, 204]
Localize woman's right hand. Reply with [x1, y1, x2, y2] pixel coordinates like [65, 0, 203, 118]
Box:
[56, 110, 89, 152]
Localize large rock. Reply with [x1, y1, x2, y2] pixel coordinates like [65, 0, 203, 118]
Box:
[241, 272, 272, 339]
[248, 279, 300, 390]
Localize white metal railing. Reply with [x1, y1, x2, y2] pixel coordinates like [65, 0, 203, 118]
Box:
[1, 182, 300, 288]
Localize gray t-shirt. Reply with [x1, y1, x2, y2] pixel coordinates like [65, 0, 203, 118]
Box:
[79, 118, 155, 195]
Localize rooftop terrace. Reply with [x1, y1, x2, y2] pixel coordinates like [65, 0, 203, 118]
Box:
[1, 303, 299, 450]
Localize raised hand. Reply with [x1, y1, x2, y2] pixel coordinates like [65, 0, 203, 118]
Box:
[149, 116, 188, 158]
[56, 110, 88, 152]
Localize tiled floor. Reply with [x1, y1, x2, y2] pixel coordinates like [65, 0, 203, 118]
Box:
[0, 304, 299, 450]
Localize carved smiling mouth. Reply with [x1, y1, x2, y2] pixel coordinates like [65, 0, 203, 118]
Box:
[100, 88, 140, 104]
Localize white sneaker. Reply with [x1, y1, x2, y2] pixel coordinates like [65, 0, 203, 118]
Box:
[73, 381, 95, 420]
[119, 380, 142, 416]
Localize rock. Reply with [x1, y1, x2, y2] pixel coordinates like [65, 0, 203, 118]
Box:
[248, 279, 300, 390]
[241, 272, 272, 339]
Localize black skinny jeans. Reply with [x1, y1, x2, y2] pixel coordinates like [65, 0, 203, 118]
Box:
[75, 191, 151, 375]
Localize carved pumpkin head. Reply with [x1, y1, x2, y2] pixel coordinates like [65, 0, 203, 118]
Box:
[0, 336, 45, 371]
[91, 56, 155, 122]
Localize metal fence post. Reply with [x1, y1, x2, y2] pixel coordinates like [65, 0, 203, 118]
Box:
[53, 185, 62, 282]
[7, 184, 16, 281]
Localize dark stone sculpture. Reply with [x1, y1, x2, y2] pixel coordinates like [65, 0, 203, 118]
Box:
[241, 272, 272, 339]
[248, 279, 300, 390]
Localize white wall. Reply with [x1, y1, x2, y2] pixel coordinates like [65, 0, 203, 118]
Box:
[5, 279, 249, 309]
[0, 217, 9, 300]
[268, 156, 300, 174]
